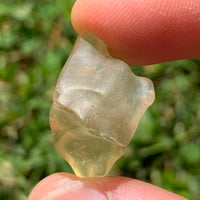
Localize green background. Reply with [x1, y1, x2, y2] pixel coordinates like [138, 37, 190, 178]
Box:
[0, 0, 200, 199]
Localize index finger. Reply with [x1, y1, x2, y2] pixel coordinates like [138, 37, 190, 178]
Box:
[71, 0, 200, 65]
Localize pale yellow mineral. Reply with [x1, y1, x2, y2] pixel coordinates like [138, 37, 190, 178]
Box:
[49, 32, 155, 177]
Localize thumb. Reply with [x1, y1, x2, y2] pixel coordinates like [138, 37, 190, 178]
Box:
[28, 173, 188, 200]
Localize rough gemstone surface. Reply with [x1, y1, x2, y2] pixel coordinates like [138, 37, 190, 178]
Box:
[49, 32, 155, 177]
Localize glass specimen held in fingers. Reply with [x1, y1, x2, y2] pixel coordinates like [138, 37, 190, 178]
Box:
[49, 32, 155, 177]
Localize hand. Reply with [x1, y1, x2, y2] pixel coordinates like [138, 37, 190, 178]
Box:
[29, 0, 199, 199]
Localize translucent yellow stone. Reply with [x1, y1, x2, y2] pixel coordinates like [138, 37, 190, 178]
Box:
[49, 32, 155, 177]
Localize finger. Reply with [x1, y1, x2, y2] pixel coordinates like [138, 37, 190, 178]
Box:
[94, 176, 187, 200]
[28, 173, 187, 200]
[28, 173, 108, 200]
[71, 0, 200, 65]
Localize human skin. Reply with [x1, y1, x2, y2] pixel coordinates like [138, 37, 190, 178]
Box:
[72, 0, 200, 65]
[29, 0, 200, 199]
[29, 173, 187, 200]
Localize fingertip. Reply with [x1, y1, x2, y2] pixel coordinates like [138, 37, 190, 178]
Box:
[71, 0, 133, 62]
[71, 0, 83, 33]
[28, 173, 108, 200]
[29, 173, 187, 200]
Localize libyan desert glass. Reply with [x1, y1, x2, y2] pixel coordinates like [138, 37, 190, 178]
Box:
[49, 32, 155, 177]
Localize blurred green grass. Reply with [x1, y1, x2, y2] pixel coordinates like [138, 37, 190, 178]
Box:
[0, 0, 200, 199]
